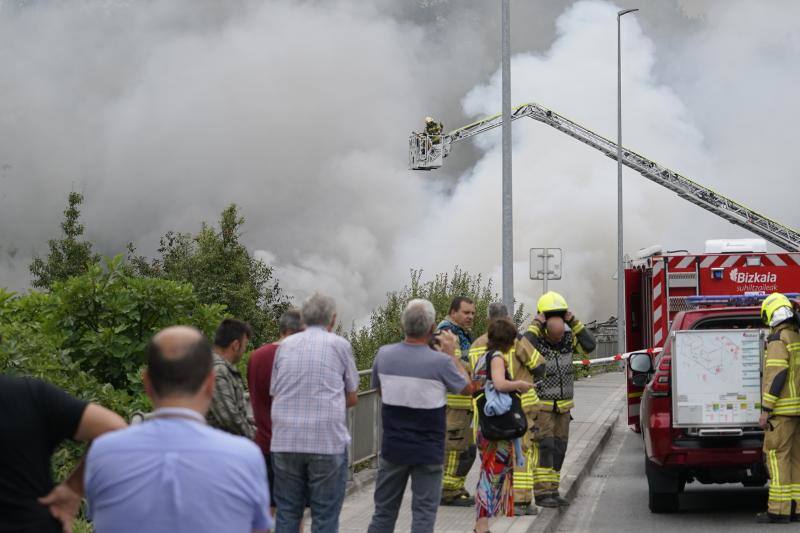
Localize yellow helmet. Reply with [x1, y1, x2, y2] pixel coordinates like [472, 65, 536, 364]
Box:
[537, 291, 569, 315]
[761, 292, 793, 326]
[424, 116, 434, 123]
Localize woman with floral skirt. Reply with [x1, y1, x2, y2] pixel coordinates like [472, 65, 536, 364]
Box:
[473, 318, 533, 533]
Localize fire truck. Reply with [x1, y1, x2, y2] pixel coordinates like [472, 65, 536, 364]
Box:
[624, 238, 800, 353]
[623, 239, 800, 431]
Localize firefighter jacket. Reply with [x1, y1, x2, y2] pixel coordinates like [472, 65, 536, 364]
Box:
[425, 121, 443, 143]
[439, 319, 474, 410]
[524, 318, 596, 413]
[469, 334, 546, 413]
[762, 320, 800, 416]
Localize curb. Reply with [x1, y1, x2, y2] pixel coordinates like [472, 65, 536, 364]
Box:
[526, 397, 623, 533]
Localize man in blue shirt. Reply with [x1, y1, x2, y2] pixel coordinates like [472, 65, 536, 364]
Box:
[368, 299, 471, 533]
[85, 326, 272, 533]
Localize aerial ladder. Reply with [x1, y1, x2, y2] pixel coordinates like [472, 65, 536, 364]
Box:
[408, 102, 800, 252]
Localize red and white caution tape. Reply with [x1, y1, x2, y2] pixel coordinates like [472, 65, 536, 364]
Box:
[571, 348, 660, 367]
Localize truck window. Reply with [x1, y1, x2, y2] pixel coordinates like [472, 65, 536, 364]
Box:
[691, 315, 763, 331]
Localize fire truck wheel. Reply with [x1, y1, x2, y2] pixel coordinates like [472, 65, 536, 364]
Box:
[645, 457, 681, 513]
[648, 491, 679, 514]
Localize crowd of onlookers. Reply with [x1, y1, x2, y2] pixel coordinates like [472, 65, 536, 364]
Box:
[1, 292, 548, 533]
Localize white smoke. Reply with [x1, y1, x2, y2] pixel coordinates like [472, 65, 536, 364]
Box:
[1, 0, 798, 325]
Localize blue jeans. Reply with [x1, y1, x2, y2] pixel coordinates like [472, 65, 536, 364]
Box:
[367, 458, 443, 533]
[272, 451, 348, 533]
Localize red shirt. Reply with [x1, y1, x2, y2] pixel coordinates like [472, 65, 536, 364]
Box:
[247, 342, 279, 455]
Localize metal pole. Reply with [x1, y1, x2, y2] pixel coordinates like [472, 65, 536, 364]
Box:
[501, 0, 514, 314]
[617, 8, 638, 355]
[543, 249, 548, 294]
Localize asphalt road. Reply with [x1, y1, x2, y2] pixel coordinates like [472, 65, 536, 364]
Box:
[557, 416, 772, 533]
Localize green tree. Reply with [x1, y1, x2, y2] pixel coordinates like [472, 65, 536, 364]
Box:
[135, 204, 290, 345]
[49, 256, 226, 391]
[1, 258, 226, 518]
[29, 192, 100, 289]
[348, 268, 525, 372]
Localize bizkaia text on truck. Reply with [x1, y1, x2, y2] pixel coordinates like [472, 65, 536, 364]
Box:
[624, 239, 800, 353]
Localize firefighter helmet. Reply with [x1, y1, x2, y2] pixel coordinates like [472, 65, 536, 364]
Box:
[537, 291, 569, 315]
[761, 292, 793, 326]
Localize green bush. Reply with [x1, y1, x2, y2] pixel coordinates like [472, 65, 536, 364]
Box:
[0, 258, 226, 485]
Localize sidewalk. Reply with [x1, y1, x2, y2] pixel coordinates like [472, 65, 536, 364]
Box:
[338, 371, 626, 533]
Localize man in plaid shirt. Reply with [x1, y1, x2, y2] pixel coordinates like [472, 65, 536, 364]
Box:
[207, 319, 256, 439]
[270, 293, 359, 533]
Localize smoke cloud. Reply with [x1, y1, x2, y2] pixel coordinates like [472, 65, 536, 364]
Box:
[0, 0, 797, 324]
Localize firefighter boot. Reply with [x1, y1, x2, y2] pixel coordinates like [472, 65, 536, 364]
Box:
[535, 495, 559, 508]
[755, 512, 790, 524]
[553, 493, 570, 507]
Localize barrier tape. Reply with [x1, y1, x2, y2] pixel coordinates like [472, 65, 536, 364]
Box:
[573, 353, 628, 366]
[572, 347, 661, 367]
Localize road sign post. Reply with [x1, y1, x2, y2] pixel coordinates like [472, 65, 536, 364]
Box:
[530, 248, 563, 294]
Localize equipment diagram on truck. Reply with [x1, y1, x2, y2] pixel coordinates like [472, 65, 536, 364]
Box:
[682, 335, 741, 384]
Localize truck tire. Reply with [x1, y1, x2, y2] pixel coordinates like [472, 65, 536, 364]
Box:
[648, 491, 679, 513]
[645, 456, 680, 513]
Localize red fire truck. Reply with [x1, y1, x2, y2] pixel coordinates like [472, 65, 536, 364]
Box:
[624, 239, 800, 432]
[624, 239, 800, 352]
[623, 238, 800, 513]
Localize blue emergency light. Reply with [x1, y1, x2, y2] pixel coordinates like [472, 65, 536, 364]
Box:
[684, 293, 800, 307]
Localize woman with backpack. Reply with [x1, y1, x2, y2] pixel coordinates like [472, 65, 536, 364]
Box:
[473, 318, 533, 533]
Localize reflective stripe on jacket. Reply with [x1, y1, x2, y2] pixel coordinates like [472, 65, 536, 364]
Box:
[469, 333, 545, 412]
[446, 346, 473, 409]
[762, 321, 800, 416]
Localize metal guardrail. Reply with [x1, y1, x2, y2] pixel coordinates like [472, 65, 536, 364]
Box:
[347, 369, 381, 476]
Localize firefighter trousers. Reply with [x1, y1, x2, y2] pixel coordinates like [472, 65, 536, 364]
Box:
[532, 410, 571, 499]
[442, 407, 476, 500]
[763, 415, 800, 517]
[512, 410, 538, 505]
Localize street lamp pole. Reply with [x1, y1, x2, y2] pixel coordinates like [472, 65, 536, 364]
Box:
[617, 8, 638, 355]
[501, 0, 514, 314]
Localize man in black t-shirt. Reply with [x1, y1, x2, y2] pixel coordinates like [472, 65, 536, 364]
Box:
[0, 375, 126, 532]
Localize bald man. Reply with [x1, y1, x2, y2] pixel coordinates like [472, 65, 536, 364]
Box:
[84, 326, 273, 533]
[519, 310, 595, 509]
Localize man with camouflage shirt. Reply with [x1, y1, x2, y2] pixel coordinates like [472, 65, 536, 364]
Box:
[207, 319, 256, 439]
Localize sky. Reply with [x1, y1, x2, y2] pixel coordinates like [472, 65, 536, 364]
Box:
[1, 0, 798, 324]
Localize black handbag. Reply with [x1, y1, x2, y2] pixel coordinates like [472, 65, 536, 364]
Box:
[474, 351, 528, 441]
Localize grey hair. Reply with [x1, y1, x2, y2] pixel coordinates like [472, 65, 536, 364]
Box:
[401, 299, 437, 338]
[278, 308, 303, 334]
[487, 302, 510, 321]
[301, 293, 337, 327]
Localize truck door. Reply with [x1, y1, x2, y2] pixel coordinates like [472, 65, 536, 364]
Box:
[627, 354, 645, 432]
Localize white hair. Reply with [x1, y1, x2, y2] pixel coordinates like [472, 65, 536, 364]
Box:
[301, 293, 336, 327]
[401, 299, 436, 338]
